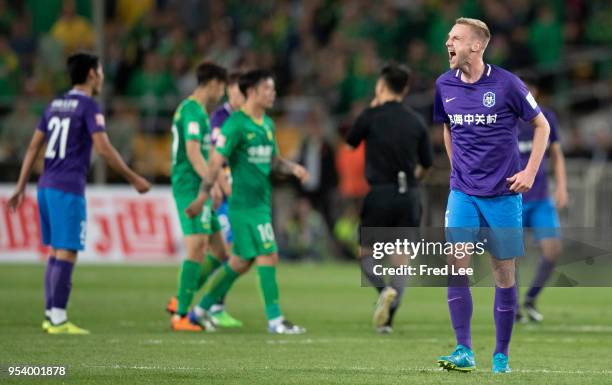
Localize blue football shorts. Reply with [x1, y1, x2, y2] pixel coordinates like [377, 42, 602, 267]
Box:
[38, 187, 86, 251]
[445, 189, 524, 260]
[522, 198, 561, 241]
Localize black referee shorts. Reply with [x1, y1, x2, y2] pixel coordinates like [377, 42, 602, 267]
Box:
[360, 185, 421, 227]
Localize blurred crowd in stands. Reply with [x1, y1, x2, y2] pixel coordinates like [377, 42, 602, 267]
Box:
[0, 0, 611, 260]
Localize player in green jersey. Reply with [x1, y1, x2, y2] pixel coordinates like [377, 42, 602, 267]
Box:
[168, 61, 240, 331]
[185, 69, 309, 334]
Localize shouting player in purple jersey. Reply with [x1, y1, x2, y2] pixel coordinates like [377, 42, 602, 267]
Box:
[8, 52, 150, 334]
[516, 74, 567, 323]
[433, 18, 550, 373]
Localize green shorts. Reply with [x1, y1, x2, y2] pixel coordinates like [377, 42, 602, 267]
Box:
[174, 192, 221, 236]
[229, 208, 278, 259]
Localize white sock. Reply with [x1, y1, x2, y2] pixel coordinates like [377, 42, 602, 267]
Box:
[209, 304, 224, 314]
[193, 305, 206, 318]
[268, 316, 284, 328]
[50, 307, 67, 325]
[45, 309, 51, 319]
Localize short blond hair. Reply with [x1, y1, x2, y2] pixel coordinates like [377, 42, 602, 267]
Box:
[455, 17, 491, 50]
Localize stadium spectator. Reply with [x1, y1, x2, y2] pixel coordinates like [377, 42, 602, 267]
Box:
[528, 4, 563, 69]
[50, 0, 95, 53]
[296, 108, 338, 229]
[0, 0, 17, 35]
[0, 98, 37, 162]
[0, 33, 20, 105]
[127, 51, 177, 133]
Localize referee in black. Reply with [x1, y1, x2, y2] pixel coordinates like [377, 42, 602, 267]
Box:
[346, 62, 433, 333]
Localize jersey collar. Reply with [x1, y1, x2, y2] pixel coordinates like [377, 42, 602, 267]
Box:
[455, 63, 492, 84]
[188, 96, 207, 114]
[240, 108, 264, 126]
[68, 89, 88, 96]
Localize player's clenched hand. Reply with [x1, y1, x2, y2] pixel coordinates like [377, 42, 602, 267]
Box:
[132, 175, 151, 194]
[506, 170, 535, 193]
[292, 164, 309, 184]
[185, 194, 207, 218]
[555, 188, 568, 209]
[7, 190, 25, 212]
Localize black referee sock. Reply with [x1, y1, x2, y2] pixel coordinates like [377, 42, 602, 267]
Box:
[390, 273, 406, 308]
[360, 256, 385, 291]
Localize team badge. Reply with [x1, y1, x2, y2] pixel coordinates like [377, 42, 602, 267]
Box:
[483, 92, 496, 108]
[188, 122, 200, 135]
[95, 113, 105, 127]
[216, 134, 226, 147]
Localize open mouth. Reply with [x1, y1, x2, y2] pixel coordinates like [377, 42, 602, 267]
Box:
[448, 51, 456, 60]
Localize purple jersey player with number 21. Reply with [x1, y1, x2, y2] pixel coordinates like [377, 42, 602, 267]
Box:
[8, 53, 151, 335]
[432, 18, 550, 373]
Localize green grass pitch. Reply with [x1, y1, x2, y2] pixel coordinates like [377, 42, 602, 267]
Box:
[1, 263, 611, 384]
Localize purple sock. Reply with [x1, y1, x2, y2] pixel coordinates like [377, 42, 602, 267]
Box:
[50, 259, 74, 310]
[526, 257, 555, 302]
[44, 256, 56, 312]
[494, 285, 517, 356]
[448, 276, 472, 349]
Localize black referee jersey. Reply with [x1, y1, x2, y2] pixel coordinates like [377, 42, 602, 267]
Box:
[346, 100, 433, 227]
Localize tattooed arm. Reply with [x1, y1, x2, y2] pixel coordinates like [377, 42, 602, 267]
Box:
[272, 156, 309, 183]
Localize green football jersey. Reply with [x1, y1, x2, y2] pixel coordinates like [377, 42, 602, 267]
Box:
[170, 97, 212, 193]
[215, 110, 279, 211]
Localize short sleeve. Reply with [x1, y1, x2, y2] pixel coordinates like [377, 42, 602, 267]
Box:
[507, 74, 541, 122]
[543, 109, 559, 144]
[183, 102, 203, 141]
[36, 112, 47, 133]
[346, 109, 370, 147]
[216, 115, 242, 158]
[84, 100, 105, 135]
[432, 82, 450, 124]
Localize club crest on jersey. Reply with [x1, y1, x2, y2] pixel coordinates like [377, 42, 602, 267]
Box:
[483, 92, 496, 108]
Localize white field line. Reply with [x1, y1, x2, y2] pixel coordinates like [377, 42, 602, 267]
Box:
[79, 364, 612, 375]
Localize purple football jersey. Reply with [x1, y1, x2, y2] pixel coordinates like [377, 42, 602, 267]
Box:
[518, 107, 559, 202]
[433, 64, 542, 196]
[210, 102, 232, 145]
[37, 90, 106, 195]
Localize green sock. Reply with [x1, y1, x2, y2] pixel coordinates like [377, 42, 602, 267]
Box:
[257, 265, 282, 320]
[196, 254, 222, 290]
[198, 263, 240, 310]
[177, 259, 201, 316]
